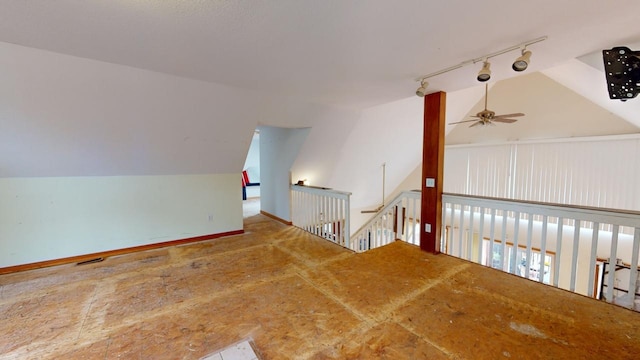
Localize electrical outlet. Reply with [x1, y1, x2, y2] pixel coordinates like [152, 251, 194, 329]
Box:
[425, 223, 431, 233]
[208, 215, 214, 222]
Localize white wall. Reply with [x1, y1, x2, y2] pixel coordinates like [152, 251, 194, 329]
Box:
[0, 41, 364, 178]
[290, 106, 361, 187]
[0, 174, 241, 267]
[290, 86, 484, 234]
[299, 96, 424, 232]
[0, 42, 261, 178]
[0, 41, 362, 267]
[260, 126, 311, 221]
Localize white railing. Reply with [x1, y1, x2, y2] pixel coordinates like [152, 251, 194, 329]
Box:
[351, 191, 421, 252]
[291, 184, 351, 249]
[290, 185, 640, 310]
[442, 193, 640, 311]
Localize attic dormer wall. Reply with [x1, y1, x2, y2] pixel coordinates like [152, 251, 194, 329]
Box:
[0, 41, 359, 268]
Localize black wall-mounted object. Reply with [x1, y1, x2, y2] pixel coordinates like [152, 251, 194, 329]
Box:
[603, 47, 640, 101]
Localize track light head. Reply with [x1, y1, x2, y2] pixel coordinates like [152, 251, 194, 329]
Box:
[512, 50, 532, 72]
[477, 61, 491, 82]
[416, 80, 429, 97]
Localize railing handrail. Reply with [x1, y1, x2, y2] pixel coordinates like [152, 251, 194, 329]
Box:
[351, 190, 421, 237]
[291, 184, 352, 198]
[444, 193, 640, 226]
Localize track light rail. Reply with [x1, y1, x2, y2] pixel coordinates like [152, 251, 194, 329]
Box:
[415, 36, 548, 83]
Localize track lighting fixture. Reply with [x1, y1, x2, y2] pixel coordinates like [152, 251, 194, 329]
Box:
[512, 49, 532, 72]
[416, 79, 429, 97]
[414, 36, 547, 96]
[477, 61, 491, 82]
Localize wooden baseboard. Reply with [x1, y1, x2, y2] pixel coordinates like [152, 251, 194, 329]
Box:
[0, 229, 244, 275]
[260, 210, 293, 225]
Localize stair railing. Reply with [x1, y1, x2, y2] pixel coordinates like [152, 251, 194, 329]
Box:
[350, 190, 422, 252]
[291, 184, 351, 249]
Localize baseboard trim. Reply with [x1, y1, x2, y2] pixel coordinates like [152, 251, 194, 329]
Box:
[0, 229, 244, 275]
[260, 210, 293, 225]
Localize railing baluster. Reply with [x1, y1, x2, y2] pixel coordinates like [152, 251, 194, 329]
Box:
[302, 192, 307, 232]
[306, 192, 311, 232]
[539, 215, 548, 283]
[439, 200, 446, 250]
[331, 197, 336, 242]
[344, 195, 350, 249]
[554, 218, 564, 287]
[489, 208, 497, 268]
[587, 222, 600, 297]
[525, 214, 534, 280]
[628, 229, 640, 308]
[339, 197, 342, 244]
[313, 194, 319, 236]
[374, 218, 379, 248]
[325, 196, 329, 240]
[500, 210, 508, 271]
[411, 198, 416, 245]
[328, 196, 332, 240]
[478, 207, 485, 264]
[509, 211, 520, 275]
[467, 206, 475, 261]
[570, 221, 582, 292]
[606, 225, 620, 302]
[458, 205, 466, 258]
[448, 202, 455, 255]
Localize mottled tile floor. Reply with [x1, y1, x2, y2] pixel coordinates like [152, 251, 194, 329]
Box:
[1, 211, 640, 359]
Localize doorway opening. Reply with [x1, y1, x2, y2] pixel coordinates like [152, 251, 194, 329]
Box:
[243, 129, 261, 218]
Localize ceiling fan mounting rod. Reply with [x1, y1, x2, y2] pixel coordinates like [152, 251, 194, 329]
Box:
[484, 83, 488, 110]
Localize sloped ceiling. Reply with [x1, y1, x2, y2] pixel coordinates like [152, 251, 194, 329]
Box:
[1, 1, 640, 178]
[544, 57, 640, 128]
[446, 73, 640, 145]
[0, 1, 639, 109]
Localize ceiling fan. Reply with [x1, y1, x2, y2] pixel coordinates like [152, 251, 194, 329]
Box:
[449, 83, 524, 127]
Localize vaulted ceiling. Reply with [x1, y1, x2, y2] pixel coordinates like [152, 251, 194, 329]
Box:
[447, 73, 639, 144]
[1, 0, 639, 111]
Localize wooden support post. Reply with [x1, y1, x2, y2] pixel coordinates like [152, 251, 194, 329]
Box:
[420, 91, 446, 254]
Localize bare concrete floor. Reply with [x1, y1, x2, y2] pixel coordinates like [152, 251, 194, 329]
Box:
[2, 213, 640, 359]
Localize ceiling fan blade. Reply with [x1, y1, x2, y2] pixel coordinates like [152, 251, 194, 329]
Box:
[449, 119, 479, 125]
[492, 118, 518, 123]
[493, 113, 525, 118]
[469, 121, 483, 128]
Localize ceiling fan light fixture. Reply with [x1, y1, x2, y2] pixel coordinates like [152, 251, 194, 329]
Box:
[477, 61, 491, 82]
[512, 49, 532, 72]
[416, 79, 429, 97]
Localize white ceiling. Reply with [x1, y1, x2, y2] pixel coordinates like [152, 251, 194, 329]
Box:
[1, 0, 639, 110]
